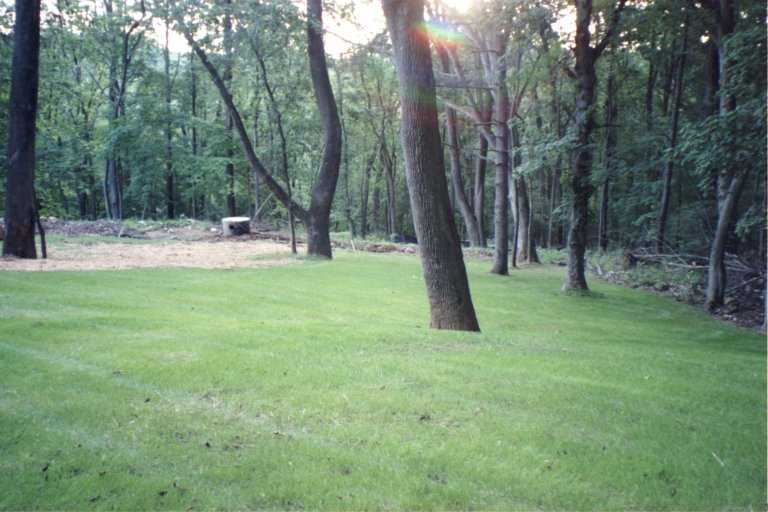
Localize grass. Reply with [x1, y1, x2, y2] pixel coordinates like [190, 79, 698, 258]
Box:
[0, 251, 764, 510]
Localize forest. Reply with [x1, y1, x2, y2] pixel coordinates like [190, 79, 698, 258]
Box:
[0, 0, 766, 509]
[1, 0, 766, 312]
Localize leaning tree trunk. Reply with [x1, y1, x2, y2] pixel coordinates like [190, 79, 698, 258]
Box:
[306, 0, 342, 258]
[705, 0, 742, 310]
[437, 46, 483, 246]
[446, 106, 483, 246]
[3, 0, 41, 258]
[382, 0, 480, 332]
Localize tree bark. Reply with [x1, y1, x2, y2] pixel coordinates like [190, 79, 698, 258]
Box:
[306, 0, 343, 257]
[382, 0, 480, 331]
[190, 50, 199, 218]
[511, 124, 539, 263]
[705, 0, 743, 310]
[656, 12, 688, 253]
[163, 9, 175, 219]
[436, 46, 483, 246]
[490, 34, 510, 275]
[335, 65, 357, 237]
[565, 0, 626, 291]
[359, 149, 375, 237]
[473, 128, 488, 246]
[599, 57, 618, 252]
[181, 2, 341, 258]
[3, 0, 41, 258]
[223, 0, 236, 217]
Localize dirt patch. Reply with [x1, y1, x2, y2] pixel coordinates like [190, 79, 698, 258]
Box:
[0, 239, 294, 272]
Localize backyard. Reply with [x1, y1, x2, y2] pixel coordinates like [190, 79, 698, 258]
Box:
[0, 238, 764, 510]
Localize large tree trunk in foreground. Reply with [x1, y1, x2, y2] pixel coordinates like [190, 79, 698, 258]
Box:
[306, 0, 342, 257]
[382, 0, 480, 332]
[4, 0, 41, 259]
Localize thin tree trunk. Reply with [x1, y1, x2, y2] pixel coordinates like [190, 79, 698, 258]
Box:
[3, 0, 41, 258]
[473, 129, 487, 246]
[335, 65, 356, 236]
[511, 124, 538, 263]
[359, 150, 375, 237]
[490, 34, 510, 275]
[223, 0, 236, 217]
[163, 10, 175, 219]
[656, 12, 688, 252]
[436, 45, 482, 246]
[251, 99, 260, 220]
[446, 107, 482, 246]
[599, 56, 618, 252]
[382, 0, 480, 331]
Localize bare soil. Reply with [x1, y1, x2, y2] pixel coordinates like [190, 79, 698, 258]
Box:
[0, 240, 294, 271]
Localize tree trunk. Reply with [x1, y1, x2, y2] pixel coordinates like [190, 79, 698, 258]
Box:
[490, 35, 510, 275]
[656, 12, 688, 253]
[446, 106, 483, 246]
[305, 0, 342, 258]
[223, 0, 236, 217]
[3, 0, 40, 258]
[473, 129, 487, 247]
[382, 0, 480, 332]
[164, 11, 175, 219]
[705, 0, 742, 310]
[190, 50, 199, 218]
[565, 0, 626, 290]
[599, 58, 618, 252]
[335, 65, 356, 237]
[436, 46, 483, 246]
[359, 150, 375, 237]
[511, 124, 539, 263]
[380, 140, 397, 235]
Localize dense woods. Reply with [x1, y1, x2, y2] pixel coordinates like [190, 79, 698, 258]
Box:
[1, 0, 765, 321]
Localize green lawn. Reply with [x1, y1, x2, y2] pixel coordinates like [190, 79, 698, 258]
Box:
[0, 251, 765, 510]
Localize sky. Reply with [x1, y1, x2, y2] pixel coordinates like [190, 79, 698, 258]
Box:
[153, 0, 477, 57]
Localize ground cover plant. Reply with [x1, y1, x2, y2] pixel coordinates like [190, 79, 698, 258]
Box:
[1, 251, 764, 510]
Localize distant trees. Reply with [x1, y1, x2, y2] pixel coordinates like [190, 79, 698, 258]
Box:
[179, 0, 341, 257]
[3, 0, 41, 258]
[0, 0, 764, 319]
[382, 0, 480, 331]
